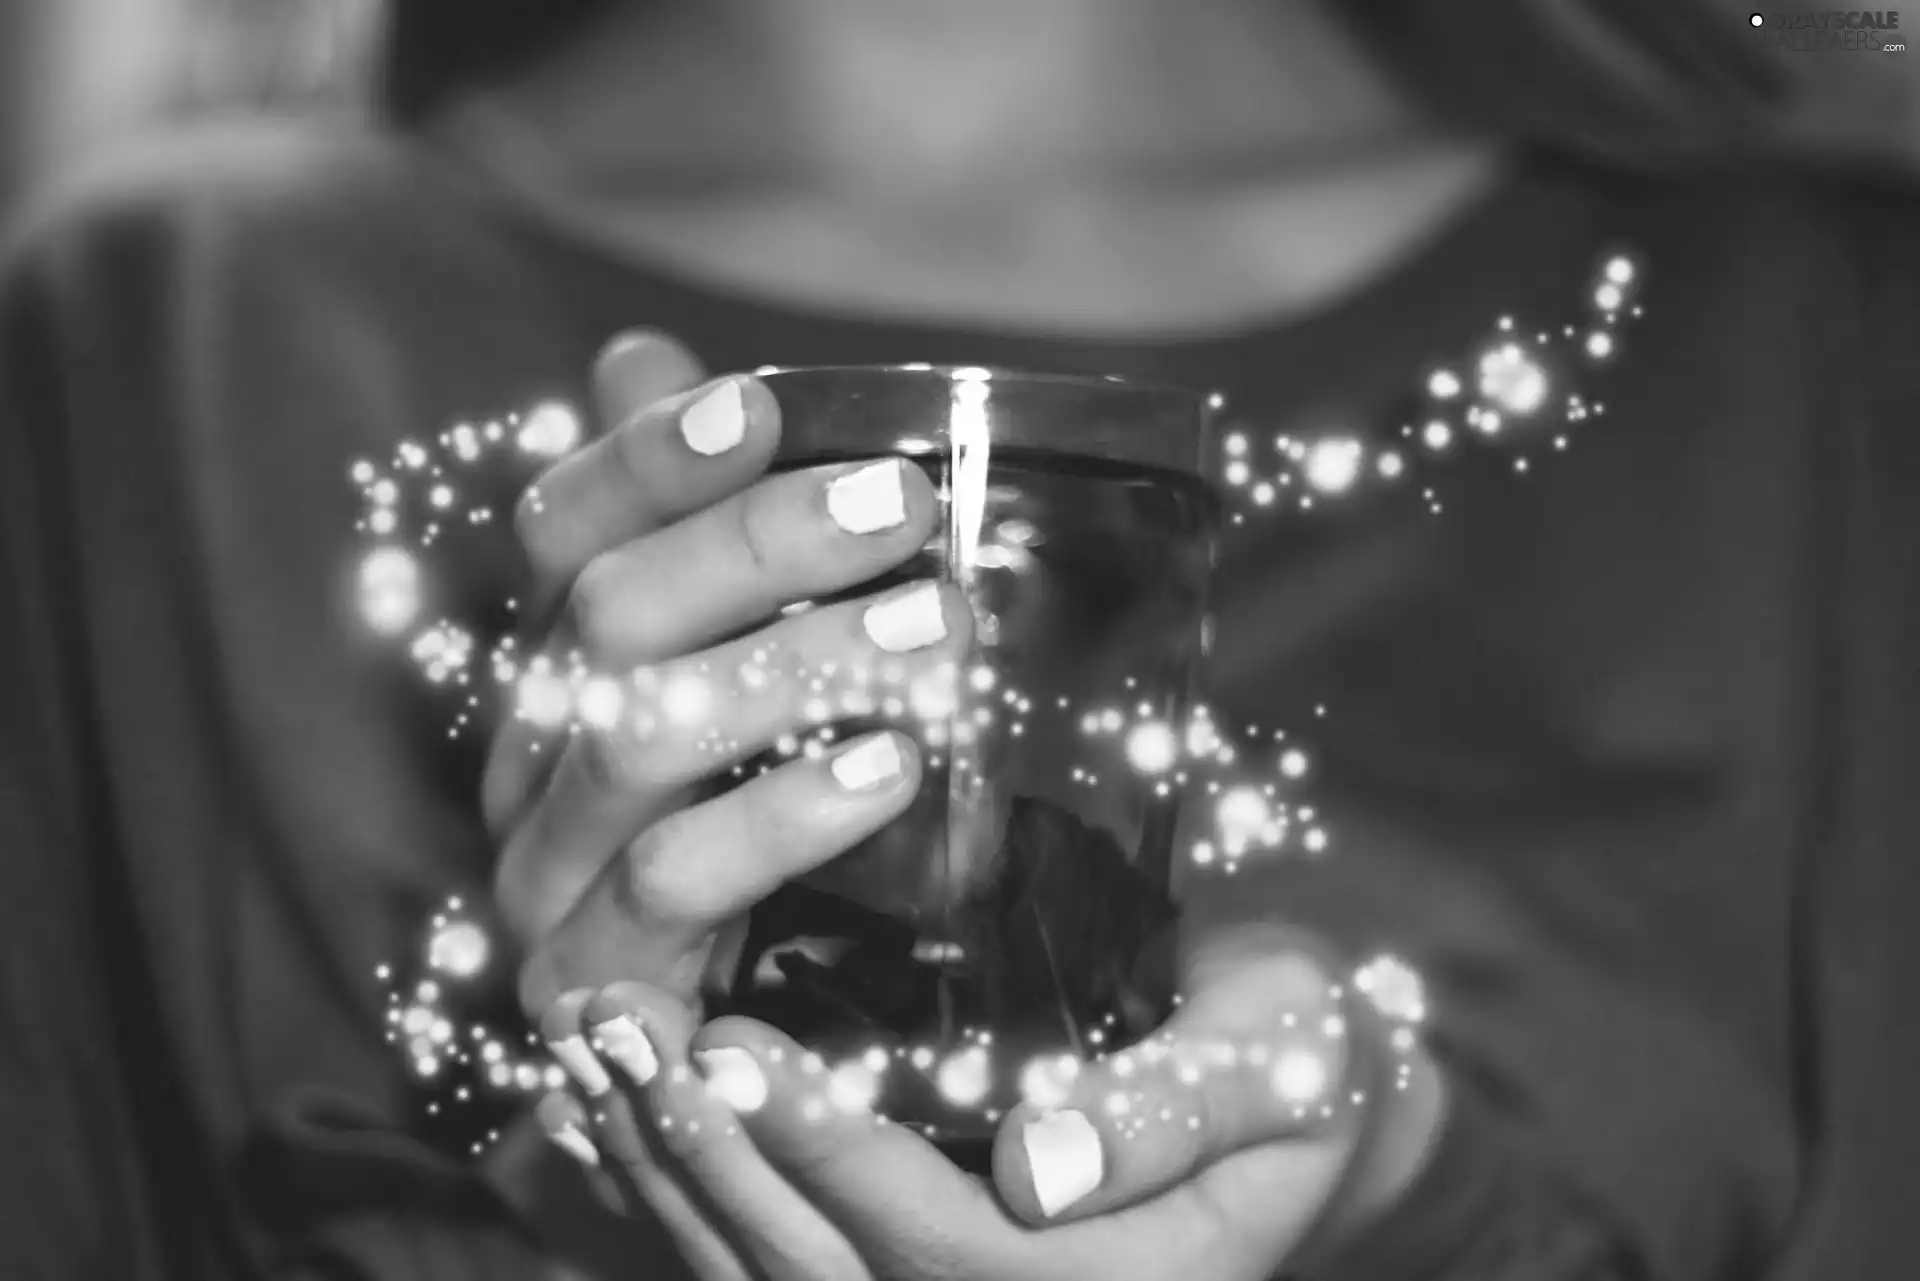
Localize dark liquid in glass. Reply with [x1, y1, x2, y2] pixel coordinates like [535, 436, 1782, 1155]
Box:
[718, 446, 1216, 1168]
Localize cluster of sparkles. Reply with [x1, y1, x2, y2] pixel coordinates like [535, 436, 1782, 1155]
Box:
[385, 889, 1430, 1151]
[1076, 691, 1331, 872]
[1211, 253, 1642, 521]
[350, 402, 583, 739]
[380, 897, 570, 1157]
[350, 253, 1644, 1147]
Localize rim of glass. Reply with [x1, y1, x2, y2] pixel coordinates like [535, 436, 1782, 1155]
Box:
[751, 363, 1217, 405]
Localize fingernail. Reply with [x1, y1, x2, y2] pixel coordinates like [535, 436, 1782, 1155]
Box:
[549, 1035, 613, 1097]
[592, 1015, 659, 1086]
[1024, 1109, 1104, 1218]
[681, 379, 746, 456]
[863, 581, 947, 653]
[546, 1121, 601, 1168]
[826, 459, 909, 534]
[830, 732, 905, 791]
[695, 1046, 770, 1114]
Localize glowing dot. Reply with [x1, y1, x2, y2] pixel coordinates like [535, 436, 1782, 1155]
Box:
[1377, 452, 1405, 479]
[1427, 370, 1462, 399]
[659, 672, 712, 725]
[426, 920, 491, 979]
[828, 1061, 881, 1113]
[1223, 460, 1251, 487]
[1477, 343, 1549, 416]
[1224, 433, 1249, 457]
[1354, 955, 1429, 1025]
[357, 547, 421, 636]
[1123, 721, 1179, 775]
[1218, 786, 1271, 847]
[1594, 282, 1624, 312]
[1422, 420, 1453, 451]
[517, 402, 582, 457]
[576, 676, 626, 730]
[1585, 331, 1615, 360]
[1605, 256, 1635, 284]
[515, 667, 573, 729]
[1272, 1048, 1332, 1106]
[1018, 1054, 1079, 1110]
[1304, 437, 1364, 494]
[935, 1047, 991, 1108]
[907, 669, 959, 721]
[1279, 748, 1309, 779]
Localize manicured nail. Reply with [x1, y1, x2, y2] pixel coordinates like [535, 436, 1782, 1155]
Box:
[537, 1091, 602, 1167]
[863, 582, 947, 653]
[695, 1047, 770, 1114]
[1024, 1109, 1104, 1218]
[547, 1121, 601, 1168]
[549, 1035, 613, 1097]
[681, 379, 746, 456]
[592, 1015, 659, 1086]
[830, 732, 906, 791]
[826, 459, 908, 534]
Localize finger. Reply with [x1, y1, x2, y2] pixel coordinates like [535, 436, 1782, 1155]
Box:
[518, 331, 715, 611]
[500, 578, 967, 946]
[581, 987, 869, 1281]
[540, 988, 757, 1281]
[993, 947, 1354, 1226]
[1031, 944, 1415, 1280]
[516, 727, 923, 1012]
[487, 364, 776, 837]
[689, 1020, 1022, 1281]
[567, 455, 939, 672]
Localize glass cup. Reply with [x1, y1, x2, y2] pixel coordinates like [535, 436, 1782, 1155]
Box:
[718, 365, 1220, 1168]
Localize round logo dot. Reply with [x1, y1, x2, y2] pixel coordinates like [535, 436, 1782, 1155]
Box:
[1749, 12, 1765, 26]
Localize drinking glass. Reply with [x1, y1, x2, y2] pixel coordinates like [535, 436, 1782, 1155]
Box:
[719, 365, 1220, 1168]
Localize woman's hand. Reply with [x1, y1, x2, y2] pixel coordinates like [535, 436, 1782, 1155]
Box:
[485, 327, 967, 1081]
[547, 923, 1447, 1281]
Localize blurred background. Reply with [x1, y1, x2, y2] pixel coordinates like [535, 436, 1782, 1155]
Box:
[0, 0, 380, 216]
[0, 0, 1915, 220]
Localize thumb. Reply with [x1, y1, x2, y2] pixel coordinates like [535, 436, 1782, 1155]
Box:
[992, 934, 1364, 1226]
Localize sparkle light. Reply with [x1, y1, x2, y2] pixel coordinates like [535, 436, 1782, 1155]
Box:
[1476, 343, 1550, 416]
[1271, 1046, 1332, 1107]
[1303, 437, 1364, 494]
[357, 547, 421, 636]
[936, 1046, 992, 1108]
[516, 402, 583, 457]
[351, 251, 1640, 1151]
[427, 920, 491, 979]
[1122, 721, 1179, 775]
